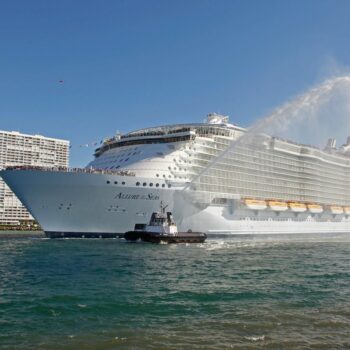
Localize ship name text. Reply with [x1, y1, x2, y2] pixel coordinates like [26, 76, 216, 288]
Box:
[114, 192, 160, 200]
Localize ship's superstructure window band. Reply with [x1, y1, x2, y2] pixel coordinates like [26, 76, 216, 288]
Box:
[95, 134, 194, 158]
[89, 113, 350, 207]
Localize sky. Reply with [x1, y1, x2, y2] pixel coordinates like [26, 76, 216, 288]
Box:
[1, 0, 350, 166]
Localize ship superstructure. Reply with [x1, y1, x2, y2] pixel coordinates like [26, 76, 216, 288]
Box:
[1, 113, 350, 237]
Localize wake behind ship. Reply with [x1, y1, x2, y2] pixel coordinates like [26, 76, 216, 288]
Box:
[1, 113, 350, 238]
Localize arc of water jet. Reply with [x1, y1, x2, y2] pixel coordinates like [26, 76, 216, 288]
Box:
[183, 76, 350, 191]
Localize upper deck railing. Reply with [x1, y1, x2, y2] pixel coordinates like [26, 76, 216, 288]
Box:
[3, 165, 136, 176]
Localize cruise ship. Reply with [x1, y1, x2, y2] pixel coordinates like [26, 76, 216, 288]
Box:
[1, 113, 350, 237]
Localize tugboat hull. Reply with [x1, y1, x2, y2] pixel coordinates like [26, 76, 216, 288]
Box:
[124, 231, 207, 244]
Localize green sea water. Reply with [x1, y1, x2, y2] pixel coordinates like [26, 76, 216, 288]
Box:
[1, 234, 350, 349]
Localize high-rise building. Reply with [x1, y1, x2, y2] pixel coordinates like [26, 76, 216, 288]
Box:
[0, 130, 69, 225]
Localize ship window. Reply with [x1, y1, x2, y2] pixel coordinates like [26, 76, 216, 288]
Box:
[136, 182, 140, 186]
[162, 184, 165, 187]
[106, 181, 110, 184]
[149, 183, 153, 187]
[156, 183, 159, 187]
[156, 174, 159, 177]
[168, 184, 171, 188]
[114, 181, 118, 184]
[122, 181, 125, 185]
[143, 182, 147, 186]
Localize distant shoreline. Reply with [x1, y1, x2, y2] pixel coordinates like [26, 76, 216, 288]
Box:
[0, 231, 45, 238]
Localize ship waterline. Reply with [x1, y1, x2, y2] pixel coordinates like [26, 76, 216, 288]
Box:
[2, 113, 350, 237]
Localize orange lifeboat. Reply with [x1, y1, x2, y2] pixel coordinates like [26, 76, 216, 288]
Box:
[343, 206, 350, 215]
[329, 206, 343, 215]
[268, 201, 288, 211]
[288, 202, 307, 212]
[244, 199, 267, 210]
[307, 204, 323, 213]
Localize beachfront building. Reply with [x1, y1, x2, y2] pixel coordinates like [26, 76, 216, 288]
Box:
[0, 130, 69, 226]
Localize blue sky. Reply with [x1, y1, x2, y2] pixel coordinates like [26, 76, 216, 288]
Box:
[1, 0, 350, 166]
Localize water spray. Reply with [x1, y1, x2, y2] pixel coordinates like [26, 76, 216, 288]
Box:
[184, 75, 350, 191]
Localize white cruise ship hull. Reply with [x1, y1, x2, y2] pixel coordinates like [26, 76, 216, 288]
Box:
[1, 169, 350, 238]
[0, 170, 173, 237]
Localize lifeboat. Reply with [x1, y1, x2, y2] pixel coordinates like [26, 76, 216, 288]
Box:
[268, 201, 288, 211]
[307, 204, 323, 213]
[343, 206, 350, 215]
[244, 199, 267, 210]
[329, 206, 343, 215]
[288, 202, 307, 212]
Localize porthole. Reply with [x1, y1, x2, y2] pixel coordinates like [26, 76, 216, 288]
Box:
[156, 174, 159, 177]
[168, 184, 171, 188]
[122, 181, 125, 185]
[143, 182, 147, 186]
[114, 181, 118, 184]
[106, 181, 110, 184]
[136, 182, 140, 186]
[156, 183, 159, 187]
[162, 184, 165, 188]
[149, 183, 153, 187]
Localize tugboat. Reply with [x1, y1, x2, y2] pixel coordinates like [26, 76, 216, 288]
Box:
[124, 202, 207, 244]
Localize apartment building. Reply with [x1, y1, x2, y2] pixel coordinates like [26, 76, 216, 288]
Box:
[0, 130, 69, 225]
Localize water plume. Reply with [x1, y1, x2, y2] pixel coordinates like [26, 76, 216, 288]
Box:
[186, 75, 350, 189]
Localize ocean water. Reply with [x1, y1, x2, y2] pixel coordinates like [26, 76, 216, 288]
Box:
[0, 234, 350, 349]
